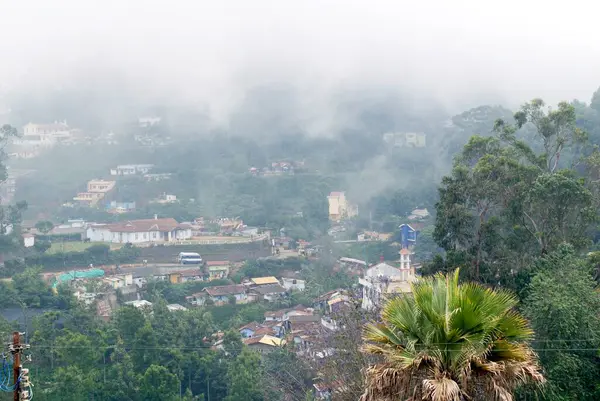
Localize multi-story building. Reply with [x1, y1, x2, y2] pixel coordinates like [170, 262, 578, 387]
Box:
[73, 180, 116, 206]
[327, 191, 358, 222]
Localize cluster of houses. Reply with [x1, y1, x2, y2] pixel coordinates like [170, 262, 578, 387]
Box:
[213, 288, 352, 359]
[7, 121, 95, 160]
[185, 275, 306, 306]
[22, 215, 267, 248]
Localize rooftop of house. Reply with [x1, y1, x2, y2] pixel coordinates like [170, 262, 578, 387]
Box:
[328, 191, 344, 197]
[314, 289, 345, 303]
[205, 284, 246, 297]
[173, 269, 203, 277]
[206, 260, 231, 267]
[239, 321, 262, 332]
[88, 179, 115, 185]
[281, 277, 305, 283]
[287, 314, 320, 323]
[243, 334, 285, 347]
[365, 262, 402, 278]
[250, 276, 280, 286]
[125, 300, 152, 308]
[250, 284, 287, 295]
[339, 257, 367, 266]
[264, 305, 312, 319]
[98, 218, 188, 233]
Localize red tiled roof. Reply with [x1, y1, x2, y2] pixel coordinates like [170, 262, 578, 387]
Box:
[105, 218, 181, 233]
[205, 284, 245, 297]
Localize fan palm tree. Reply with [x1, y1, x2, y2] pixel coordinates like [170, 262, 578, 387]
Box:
[361, 269, 544, 401]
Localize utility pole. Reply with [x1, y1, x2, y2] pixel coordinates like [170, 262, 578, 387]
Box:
[9, 331, 32, 401]
[12, 332, 20, 401]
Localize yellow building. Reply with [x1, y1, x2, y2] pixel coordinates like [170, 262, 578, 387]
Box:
[73, 179, 116, 206]
[327, 191, 357, 222]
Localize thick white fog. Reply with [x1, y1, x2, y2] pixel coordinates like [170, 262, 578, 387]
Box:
[1, 0, 599, 128]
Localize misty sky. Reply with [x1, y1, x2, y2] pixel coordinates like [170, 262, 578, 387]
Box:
[1, 0, 599, 121]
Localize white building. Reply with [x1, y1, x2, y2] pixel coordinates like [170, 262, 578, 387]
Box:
[22, 233, 35, 247]
[281, 277, 306, 292]
[359, 253, 416, 310]
[23, 121, 71, 142]
[86, 217, 192, 244]
[110, 164, 154, 176]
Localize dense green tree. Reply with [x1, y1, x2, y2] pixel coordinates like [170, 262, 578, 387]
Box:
[433, 99, 597, 286]
[12, 266, 54, 307]
[523, 245, 600, 400]
[112, 305, 146, 344]
[140, 364, 180, 401]
[225, 348, 264, 401]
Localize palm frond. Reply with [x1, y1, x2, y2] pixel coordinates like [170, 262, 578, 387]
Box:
[361, 269, 545, 400]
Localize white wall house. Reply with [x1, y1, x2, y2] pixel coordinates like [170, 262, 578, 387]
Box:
[86, 218, 192, 244]
[359, 256, 416, 310]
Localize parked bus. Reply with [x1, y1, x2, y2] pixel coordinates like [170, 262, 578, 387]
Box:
[178, 252, 203, 265]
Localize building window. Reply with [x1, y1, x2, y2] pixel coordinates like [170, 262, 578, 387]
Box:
[135, 233, 138, 240]
[153, 232, 157, 239]
[143, 233, 147, 239]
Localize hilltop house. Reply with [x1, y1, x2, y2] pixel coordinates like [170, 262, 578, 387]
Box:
[73, 179, 116, 206]
[86, 217, 192, 244]
[110, 164, 154, 176]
